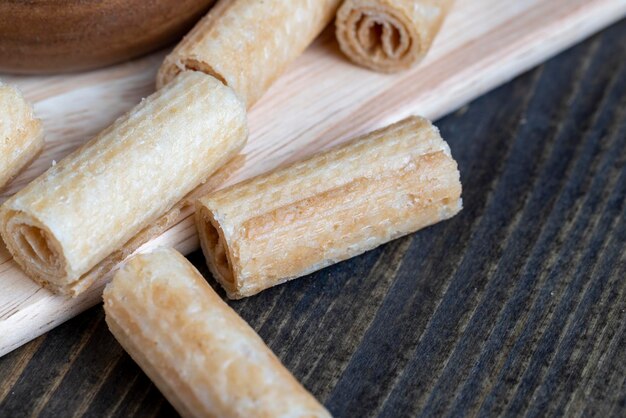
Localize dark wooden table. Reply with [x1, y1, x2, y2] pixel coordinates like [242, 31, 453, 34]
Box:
[1, 19, 625, 418]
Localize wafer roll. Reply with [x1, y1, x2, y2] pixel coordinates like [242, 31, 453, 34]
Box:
[0, 71, 247, 296]
[196, 116, 462, 299]
[76, 155, 244, 291]
[157, 0, 342, 108]
[336, 0, 453, 72]
[0, 82, 44, 189]
[104, 248, 331, 418]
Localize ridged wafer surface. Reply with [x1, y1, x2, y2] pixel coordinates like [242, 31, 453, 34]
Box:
[197, 116, 462, 298]
[104, 248, 331, 418]
[0, 82, 44, 189]
[0, 71, 247, 295]
[157, 0, 341, 107]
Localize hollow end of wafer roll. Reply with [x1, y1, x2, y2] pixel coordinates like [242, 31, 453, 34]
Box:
[157, 56, 227, 91]
[0, 210, 68, 291]
[336, 0, 452, 72]
[196, 204, 238, 297]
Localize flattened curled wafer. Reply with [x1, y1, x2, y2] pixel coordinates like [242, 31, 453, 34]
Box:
[0, 82, 44, 189]
[196, 116, 462, 299]
[0, 71, 247, 296]
[336, 0, 454, 72]
[157, 0, 342, 107]
[104, 248, 331, 418]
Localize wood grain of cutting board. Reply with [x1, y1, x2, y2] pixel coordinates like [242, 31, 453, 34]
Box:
[1, 0, 625, 356]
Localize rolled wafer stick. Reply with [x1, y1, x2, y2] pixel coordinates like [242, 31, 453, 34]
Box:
[77, 154, 245, 294]
[157, 0, 342, 108]
[104, 248, 331, 418]
[335, 0, 454, 72]
[0, 71, 247, 296]
[196, 116, 462, 299]
[0, 82, 44, 189]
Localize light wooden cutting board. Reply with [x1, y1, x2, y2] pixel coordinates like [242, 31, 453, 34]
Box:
[1, 0, 624, 356]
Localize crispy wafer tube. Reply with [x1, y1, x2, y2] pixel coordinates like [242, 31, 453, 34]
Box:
[0, 71, 247, 296]
[196, 116, 462, 299]
[0, 82, 44, 189]
[74, 155, 245, 295]
[336, 0, 454, 72]
[157, 0, 342, 108]
[104, 248, 331, 418]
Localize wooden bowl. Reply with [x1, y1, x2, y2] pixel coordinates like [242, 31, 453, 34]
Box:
[0, 0, 215, 74]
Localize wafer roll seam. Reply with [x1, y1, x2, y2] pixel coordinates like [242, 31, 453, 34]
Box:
[196, 116, 462, 299]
